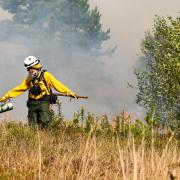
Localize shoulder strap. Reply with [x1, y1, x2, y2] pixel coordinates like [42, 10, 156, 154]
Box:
[41, 70, 52, 94]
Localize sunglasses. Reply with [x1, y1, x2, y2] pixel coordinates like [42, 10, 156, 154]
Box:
[27, 67, 37, 71]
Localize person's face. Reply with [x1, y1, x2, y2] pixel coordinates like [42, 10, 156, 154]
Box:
[27, 67, 38, 73]
[27, 67, 39, 78]
[27, 67, 34, 73]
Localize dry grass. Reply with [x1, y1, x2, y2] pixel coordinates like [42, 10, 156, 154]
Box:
[0, 121, 180, 180]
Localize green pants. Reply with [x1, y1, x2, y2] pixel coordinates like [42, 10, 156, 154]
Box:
[27, 101, 51, 128]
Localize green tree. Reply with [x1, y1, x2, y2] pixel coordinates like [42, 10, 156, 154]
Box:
[0, 0, 110, 52]
[135, 15, 180, 129]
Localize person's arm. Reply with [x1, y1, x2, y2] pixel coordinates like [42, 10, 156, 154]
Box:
[44, 71, 76, 97]
[0, 79, 29, 102]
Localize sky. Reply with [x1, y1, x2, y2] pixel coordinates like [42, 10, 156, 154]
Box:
[0, 0, 179, 121]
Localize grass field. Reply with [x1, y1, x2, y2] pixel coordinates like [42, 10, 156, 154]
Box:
[0, 118, 180, 180]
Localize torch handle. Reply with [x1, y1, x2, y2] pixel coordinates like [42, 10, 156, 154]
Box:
[54, 93, 88, 99]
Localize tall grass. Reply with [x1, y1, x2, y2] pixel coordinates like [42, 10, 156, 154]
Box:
[0, 119, 179, 179]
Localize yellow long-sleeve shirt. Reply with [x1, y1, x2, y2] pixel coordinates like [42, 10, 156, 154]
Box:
[1, 71, 74, 100]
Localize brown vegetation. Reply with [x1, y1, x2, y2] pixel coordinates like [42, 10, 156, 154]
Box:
[0, 119, 180, 179]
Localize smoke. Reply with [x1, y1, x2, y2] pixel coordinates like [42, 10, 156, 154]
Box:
[0, 2, 147, 121]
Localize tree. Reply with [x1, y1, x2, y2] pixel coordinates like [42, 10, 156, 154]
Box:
[135, 15, 180, 129]
[0, 0, 110, 52]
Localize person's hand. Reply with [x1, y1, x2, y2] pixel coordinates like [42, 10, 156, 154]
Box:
[67, 91, 77, 99]
[0, 96, 9, 103]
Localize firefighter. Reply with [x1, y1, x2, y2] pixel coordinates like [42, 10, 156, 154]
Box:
[0, 56, 77, 128]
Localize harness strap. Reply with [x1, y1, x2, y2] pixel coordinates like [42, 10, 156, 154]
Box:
[41, 70, 52, 94]
[28, 70, 51, 101]
[41, 70, 58, 104]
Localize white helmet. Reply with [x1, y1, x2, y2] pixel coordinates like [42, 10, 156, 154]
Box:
[24, 56, 40, 69]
